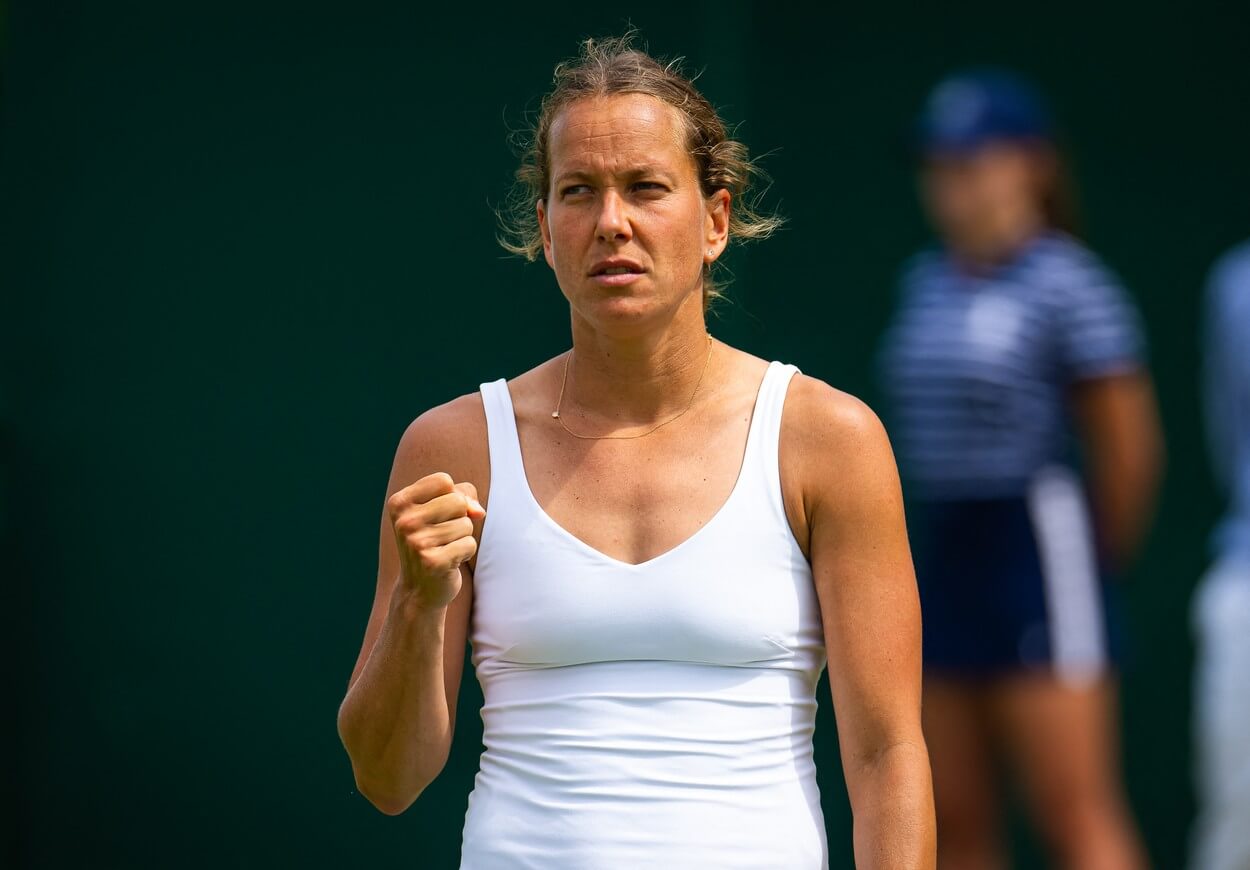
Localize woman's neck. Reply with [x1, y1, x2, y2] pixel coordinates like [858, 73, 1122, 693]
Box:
[563, 305, 713, 425]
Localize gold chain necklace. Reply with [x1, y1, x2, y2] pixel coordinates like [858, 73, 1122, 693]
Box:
[551, 334, 714, 440]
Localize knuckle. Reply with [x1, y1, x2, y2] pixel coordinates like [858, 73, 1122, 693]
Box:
[426, 471, 455, 492]
[385, 492, 405, 518]
[400, 530, 422, 553]
[394, 515, 422, 537]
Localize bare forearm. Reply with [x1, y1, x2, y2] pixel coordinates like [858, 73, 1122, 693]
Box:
[847, 741, 937, 870]
[1071, 374, 1165, 566]
[1088, 438, 1162, 565]
[337, 584, 453, 814]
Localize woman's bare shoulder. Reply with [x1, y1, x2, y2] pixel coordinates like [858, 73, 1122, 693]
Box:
[389, 392, 490, 492]
[780, 374, 899, 509]
[783, 374, 889, 448]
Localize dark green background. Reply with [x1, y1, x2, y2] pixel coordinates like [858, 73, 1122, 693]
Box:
[6, 2, 1248, 866]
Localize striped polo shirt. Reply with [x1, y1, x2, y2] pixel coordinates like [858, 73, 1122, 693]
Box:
[877, 231, 1146, 501]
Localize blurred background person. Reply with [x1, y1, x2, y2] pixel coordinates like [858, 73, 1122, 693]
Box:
[877, 69, 1165, 870]
[1190, 239, 1250, 870]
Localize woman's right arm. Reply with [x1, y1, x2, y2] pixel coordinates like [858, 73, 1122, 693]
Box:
[336, 399, 487, 815]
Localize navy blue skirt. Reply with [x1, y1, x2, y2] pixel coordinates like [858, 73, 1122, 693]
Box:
[908, 465, 1123, 683]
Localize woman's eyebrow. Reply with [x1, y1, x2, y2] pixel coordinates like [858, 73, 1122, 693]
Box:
[552, 164, 676, 186]
[553, 169, 592, 185]
[621, 165, 673, 180]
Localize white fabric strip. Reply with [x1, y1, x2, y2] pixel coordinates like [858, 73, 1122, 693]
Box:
[1026, 464, 1107, 687]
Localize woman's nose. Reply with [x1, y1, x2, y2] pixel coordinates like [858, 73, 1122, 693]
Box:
[595, 190, 632, 242]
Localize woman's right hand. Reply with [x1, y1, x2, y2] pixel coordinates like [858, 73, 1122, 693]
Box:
[386, 471, 486, 610]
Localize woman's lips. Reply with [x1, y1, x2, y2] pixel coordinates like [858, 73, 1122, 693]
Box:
[590, 270, 645, 286]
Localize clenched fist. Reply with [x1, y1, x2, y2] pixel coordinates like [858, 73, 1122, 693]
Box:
[386, 471, 486, 610]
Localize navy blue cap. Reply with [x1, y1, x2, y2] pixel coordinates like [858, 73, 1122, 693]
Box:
[915, 68, 1053, 155]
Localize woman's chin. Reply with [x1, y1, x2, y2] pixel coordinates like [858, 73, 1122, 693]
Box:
[570, 287, 661, 325]
[592, 294, 691, 333]
[578, 280, 703, 317]
[564, 278, 704, 337]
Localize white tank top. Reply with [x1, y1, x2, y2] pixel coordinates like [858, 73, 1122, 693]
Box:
[461, 361, 829, 869]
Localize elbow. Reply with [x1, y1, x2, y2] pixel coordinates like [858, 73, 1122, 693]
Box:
[358, 780, 422, 816]
[844, 736, 934, 816]
[336, 698, 449, 815]
[351, 762, 433, 816]
[340, 726, 443, 817]
[853, 736, 930, 774]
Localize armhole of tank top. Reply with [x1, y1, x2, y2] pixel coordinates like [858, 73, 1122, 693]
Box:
[755, 362, 801, 534]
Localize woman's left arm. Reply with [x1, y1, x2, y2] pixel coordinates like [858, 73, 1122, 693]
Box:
[783, 376, 936, 870]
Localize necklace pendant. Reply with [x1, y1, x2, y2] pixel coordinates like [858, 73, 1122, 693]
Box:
[551, 411, 560, 419]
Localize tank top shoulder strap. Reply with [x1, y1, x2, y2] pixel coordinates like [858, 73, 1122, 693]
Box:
[478, 378, 527, 505]
[741, 361, 801, 522]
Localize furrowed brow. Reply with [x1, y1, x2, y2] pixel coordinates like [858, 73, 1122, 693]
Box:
[553, 169, 593, 186]
[620, 165, 673, 180]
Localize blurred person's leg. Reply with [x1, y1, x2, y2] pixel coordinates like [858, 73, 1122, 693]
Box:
[991, 675, 1148, 870]
[1189, 557, 1250, 870]
[924, 678, 1005, 870]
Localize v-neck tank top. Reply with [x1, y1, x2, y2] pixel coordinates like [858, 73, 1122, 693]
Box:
[460, 361, 829, 869]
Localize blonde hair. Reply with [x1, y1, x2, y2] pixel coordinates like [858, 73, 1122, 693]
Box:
[497, 31, 783, 307]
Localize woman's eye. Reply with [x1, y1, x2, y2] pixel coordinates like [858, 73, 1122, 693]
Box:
[561, 184, 591, 197]
[634, 181, 666, 192]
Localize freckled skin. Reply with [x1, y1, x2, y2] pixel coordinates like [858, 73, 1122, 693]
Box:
[341, 86, 935, 869]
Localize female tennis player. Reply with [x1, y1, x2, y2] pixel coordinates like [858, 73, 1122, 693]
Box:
[878, 70, 1163, 869]
[337, 34, 935, 869]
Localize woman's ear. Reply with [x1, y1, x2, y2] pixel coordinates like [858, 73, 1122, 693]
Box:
[705, 189, 731, 261]
[536, 197, 555, 269]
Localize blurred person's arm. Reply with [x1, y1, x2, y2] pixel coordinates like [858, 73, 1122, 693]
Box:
[1057, 262, 1164, 569]
[1202, 246, 1250, 564]
[784, 376, 936, 870]
[1071, 372, 1165, 567]
[1202, 251, 1249, 495]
